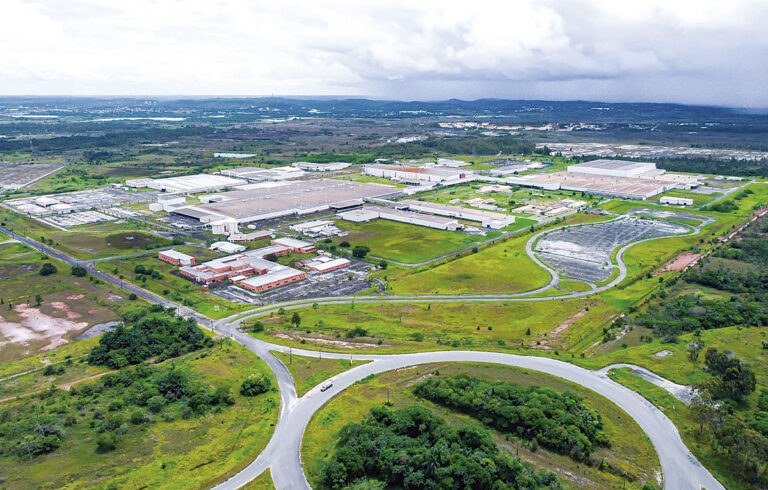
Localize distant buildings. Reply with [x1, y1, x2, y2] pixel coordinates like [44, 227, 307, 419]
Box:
[271, 237, 316, 253]
[219, 166, 305, 181]
[125, 174, 245, 193]
[363, 163, 474, 185]
[292, 161, 351, 172]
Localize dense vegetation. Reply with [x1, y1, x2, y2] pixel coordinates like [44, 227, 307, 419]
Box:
[634, 294, 768, 338]
[321, 405, 559, 490]
[643, 156, 768, 178]
[89, 305, 212, 368]
[0, 362, 234, 460]
[413, 375, 608, 461]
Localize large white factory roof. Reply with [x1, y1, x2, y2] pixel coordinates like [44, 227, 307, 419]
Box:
[125, 174, 246, 193]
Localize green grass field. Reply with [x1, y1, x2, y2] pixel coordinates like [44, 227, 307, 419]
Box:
[302, 362, 661, 489]
[272, 351, 369, 397]
[0, 339, 279, 489]
[332, 219, 496, 263]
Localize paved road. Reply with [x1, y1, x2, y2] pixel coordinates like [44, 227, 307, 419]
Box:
[0, 216, 722, 490]
[212, 341, 724, 490]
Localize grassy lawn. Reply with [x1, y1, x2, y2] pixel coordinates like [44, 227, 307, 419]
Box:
[332, 219, 494, 263]
[272, 351, 370, 397]
[242, 470, 274, 489]
[303, 362, 661, 489]
[386, 231, 550, 294]
[557, 280, 592, 292]
[94, 246, 251, 320]
[0, 339, 280, 489]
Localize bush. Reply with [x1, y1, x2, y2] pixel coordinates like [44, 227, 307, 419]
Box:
[39, 263, 57, 276]
[147, 395, 166, 413]
[240, 373, 271, 396]
[352, 246, 370, 258]
[128, 293, 137, 301]
[346, 326, 368, 338]
[130, 410, 148, 425]
[70, 266, 87, 277]
[96, 432, 119, 452]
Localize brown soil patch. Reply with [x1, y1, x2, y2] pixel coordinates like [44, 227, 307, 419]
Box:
[67, 294, 85, 300]
[273, 332, 378, 349]
[656, 251, 701, 275]
[48, 301, 83, 320]
[107, 293, 123, 302]
[0, 304, 87, 351]
[538, 309, 588, 350]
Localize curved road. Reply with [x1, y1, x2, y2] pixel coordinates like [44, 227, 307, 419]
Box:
[0, 214, 722, 490]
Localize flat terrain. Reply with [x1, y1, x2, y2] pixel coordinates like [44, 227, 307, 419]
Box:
[272, 351, 369, 397]
[302, 362, 661, 489]
[332, 219, 496, 263]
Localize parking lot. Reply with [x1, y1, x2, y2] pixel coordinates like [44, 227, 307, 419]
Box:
[5, 187, 158, 215]
[536, 217, 689, 282]
[210, 261, 373, 305]
[43, 210, 116, 228]
[0, 163, 67, 191]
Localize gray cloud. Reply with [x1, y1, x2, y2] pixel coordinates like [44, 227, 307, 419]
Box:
[0, 0, 766, 107]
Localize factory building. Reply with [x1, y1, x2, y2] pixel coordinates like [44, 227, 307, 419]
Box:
[158, 249, 196, 266]
[228, 230, 272, 242]
[567, 160, 664, 178]
[297, 256, 351, 273]
[271, 237, 316, 253]
[363, 163, 473, 185]
[209, 241, 246, 254]
[289, 220, 342, 237]
[400, 200, 515, 229]
[292, 161, 351, 172]
[179, 245, 295, 287]
[125, 174, 246, 193]
[660, 196, 694, 206]
[219, 166, 305, 181]
[170, 179, 397, 226]
[337, 206, 462, 231]
[237, 267, 307, 293]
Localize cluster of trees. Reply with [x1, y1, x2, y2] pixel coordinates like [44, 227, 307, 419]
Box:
[716, 234, 768, 266]
[39, 262, 57, 276]
[654, 156, 768, 178]
[321, 405, 559, 490]
[684, 268, 768, 297]
[413, 375, 608, 461]
[389, 135, 536, 157]
[89, 306, 212, 368]
[0, 363, 235, 459]
[240, 373, 271, 396]
[701, 348, 756, 401]
[633, 294, 768, 338]
[134, 264, 163, 280]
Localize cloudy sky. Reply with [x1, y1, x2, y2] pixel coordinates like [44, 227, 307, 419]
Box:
[2, 0, 767, 107]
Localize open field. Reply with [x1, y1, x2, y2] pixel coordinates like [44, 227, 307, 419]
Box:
[0, 208, 173, 259]
[272, 351, 369, 396]
[0, 241, 138, 363]
[0, 339, 280, 490]
[302, 362, 661, 489]
[332, 219, 496, 263]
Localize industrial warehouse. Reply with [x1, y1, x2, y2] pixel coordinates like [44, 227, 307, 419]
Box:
[363, 163, 474, 185]
[509, 159, 701, 199]
[169, 179, 399, 228]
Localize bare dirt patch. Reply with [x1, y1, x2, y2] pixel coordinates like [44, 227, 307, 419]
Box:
[67, 294, 85, 300]
[656, 251, 701, 275]
[272, 332, 378, 349]
[538, 309, 588, 349]
[0, 304, 87, 351]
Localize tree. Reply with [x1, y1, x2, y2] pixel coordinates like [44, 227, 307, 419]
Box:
[34, 294, 42, 307]
[687, 342, 702, 362]
[265, 253, 278, 262]
[39, 263, 57, 276]
[378, 260, 388, 269]
[352, 246, 369, 258]
[690, 390, 716, 432]
[291, 311, 301, 328]
[240, 373, 271, 396]
[70, 265, 87, 277]
[339, 241, 351, 248]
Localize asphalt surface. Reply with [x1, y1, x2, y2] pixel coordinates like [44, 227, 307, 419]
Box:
[0, 217, 723, 490]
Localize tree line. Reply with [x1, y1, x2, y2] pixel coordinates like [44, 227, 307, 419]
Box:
[321, 405, 560, 489]
[413, 375, 608, 462]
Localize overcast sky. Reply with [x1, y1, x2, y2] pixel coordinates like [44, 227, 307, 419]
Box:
[2, 0, 767, 107]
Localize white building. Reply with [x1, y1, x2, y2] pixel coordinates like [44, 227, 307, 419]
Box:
[291, 161, 351, 172]
[337, 206, 462, 231]
[363, 163, 473, 185]
[210, 218, 239, 235]
[289, 219, 342, 237]
[660, 196, 694, 206]
[125, 174, 246, 193]
[220, 166, 306, 182]
[400, 200, 515, 229]
[436, 158, 472, 168]
[567, 160, 664, 178]
[210, 241, 246, 254]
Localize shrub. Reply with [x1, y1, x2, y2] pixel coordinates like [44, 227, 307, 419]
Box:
[96, 432, 119, 452]
[39, 263, 57, 276]
[240, 373, 271, 396]
[70, 266, 87, 277]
